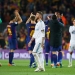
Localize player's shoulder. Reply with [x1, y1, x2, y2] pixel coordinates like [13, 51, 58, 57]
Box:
[69, 26, 74, 29]
[26, 22, 30, 25]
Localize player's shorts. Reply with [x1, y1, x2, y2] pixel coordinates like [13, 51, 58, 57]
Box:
[33, 43, 43, 53]
[68, 44, 75, 52]
[8, 38, 17, 50]
[50, 45, 62, 51]
[28, 40, 35, 51]
[45, 39, 50, 53]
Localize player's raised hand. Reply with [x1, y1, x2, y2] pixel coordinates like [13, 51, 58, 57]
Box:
[14, 10, 19, 16]
[47, 16, 51, 20]
[30, 13, 34, 17]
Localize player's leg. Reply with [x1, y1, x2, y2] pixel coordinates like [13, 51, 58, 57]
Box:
[37, 44, 45, 71]
[9, 49, 14, 66]
[39, 53, 45, 71]
[8, 39, 17, 66]
[45, 42, 50, 66]
[57, 51, 63, 67]
[68, 45, 74, 67]
[29, 50, 36, 68]
[50, 46, 58, 68]
[57, 46, 62, 67]
[50, 51, 54, 67]
[28, 41, 36, 68]
[8, 38, 13, 65]
[12, 39, 17, 65]
[29, 49, 33, 67]
[52, 51, 57, 68]
[33, 43, 42, 71]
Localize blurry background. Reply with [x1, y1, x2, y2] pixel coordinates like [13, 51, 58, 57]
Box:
[0, 0, 75, 50]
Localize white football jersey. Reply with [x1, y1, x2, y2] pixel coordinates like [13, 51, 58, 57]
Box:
[32, 20, 45, 43]
[69, 26, 75, 44]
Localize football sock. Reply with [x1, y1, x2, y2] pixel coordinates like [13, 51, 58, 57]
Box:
[11, 52, 14, 64]
[58, 51, 62, 64]
[9, 52, 12, 64]
[69, 54, 72, 65]
[51, 52, 54, 64]
[45, 54, 48, 65]
[31, 53, 35, 63]
[30, 53, 33, 66]
[53, 54, 57, 66]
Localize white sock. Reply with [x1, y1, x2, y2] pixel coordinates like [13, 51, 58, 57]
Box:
[69, 54, 72, 65]
[39, 53, 45, 69]
[34, 53, 41, 68]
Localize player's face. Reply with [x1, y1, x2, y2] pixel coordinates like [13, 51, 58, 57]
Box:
[35, 13, 40, 20]
[73, 20, 75, 25]
[14, 10, 18, 16]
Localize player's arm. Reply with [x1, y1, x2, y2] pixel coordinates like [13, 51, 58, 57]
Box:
[69, 26, 73, 33]
[41, 37, 45, 48]
[28, 30, 36, 47]
[28, 37, 35, 47]
[41, 23, 45, 48]
[16, 12, 22, 24]
[26, 13, 33, 24]
[13, 10, 22, 24]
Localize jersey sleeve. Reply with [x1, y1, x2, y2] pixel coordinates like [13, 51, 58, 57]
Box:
[69, 26, 72, 33]
[40, 22, 45, 31]
[40, 22, 45, 37]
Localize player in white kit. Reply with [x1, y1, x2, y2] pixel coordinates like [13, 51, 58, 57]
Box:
[28, 11, 45, 72]
[68, 19, 75, 67]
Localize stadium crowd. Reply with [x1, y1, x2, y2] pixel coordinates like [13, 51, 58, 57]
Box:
[0, 0, 75, 49]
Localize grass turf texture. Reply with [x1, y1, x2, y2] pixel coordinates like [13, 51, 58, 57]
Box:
[0, 60, 75, 75]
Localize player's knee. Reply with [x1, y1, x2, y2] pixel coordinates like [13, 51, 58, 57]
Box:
[33, 52, 36, 56]
[10, 50, 14, 52]
[52, 51, 57, 54]
[29, 51, 32, 54]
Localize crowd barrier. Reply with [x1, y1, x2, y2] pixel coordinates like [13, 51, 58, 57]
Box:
[0, 49, 75, 60]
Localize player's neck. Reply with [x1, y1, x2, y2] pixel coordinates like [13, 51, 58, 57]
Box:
[37, 18, 42, 22]
[31, 21, 36, 24]
[74, 24, 75, 26]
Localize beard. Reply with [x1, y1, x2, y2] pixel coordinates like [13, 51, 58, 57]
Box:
[36, 17, 39, 21]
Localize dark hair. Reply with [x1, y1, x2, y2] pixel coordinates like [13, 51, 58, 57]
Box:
[10, 8, 17, 15]
[10, 14, 15, 20]
[52, 15, 57, 20]
[30, 15, 35, 21]
[37, 11, 43, 16]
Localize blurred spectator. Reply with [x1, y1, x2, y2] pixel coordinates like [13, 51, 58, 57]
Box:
[0, 0, 75, 50]
[0, 33, 5, 49]
[18, 29, 26, 49]
[61, 13, 67, 26]
[4, 36, 9, 49]
[20, 11, 27, 23]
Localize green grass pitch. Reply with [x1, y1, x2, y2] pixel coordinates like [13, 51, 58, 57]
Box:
[0, 60, 75, 75]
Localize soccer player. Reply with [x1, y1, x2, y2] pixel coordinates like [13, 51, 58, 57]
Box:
[28, 11, 45, 72]
[7, 9, 22, 66]
[48, 15, 64, 68]
[44, 16, 51, 66]
[68, 19, 75, 67]
[26, 13, 36, 68]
